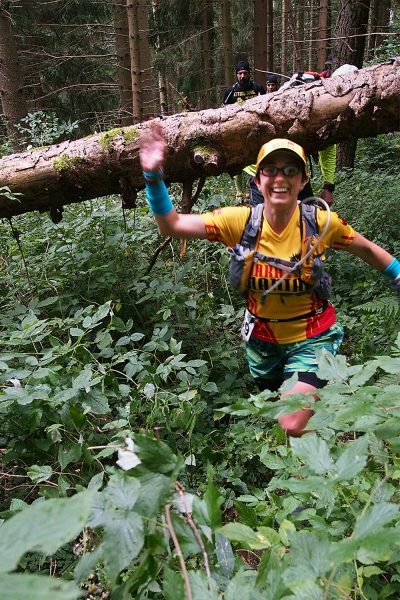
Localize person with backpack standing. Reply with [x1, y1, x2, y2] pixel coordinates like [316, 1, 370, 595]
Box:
[223, 61, 266, 201]
[139, 126, 400, 437]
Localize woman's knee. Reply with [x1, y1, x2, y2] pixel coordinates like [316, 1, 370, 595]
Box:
[278, 408, 314, 437]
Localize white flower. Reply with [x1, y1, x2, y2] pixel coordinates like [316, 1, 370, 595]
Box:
[116, 437, 141, 471]
[8, 379, 21, 387]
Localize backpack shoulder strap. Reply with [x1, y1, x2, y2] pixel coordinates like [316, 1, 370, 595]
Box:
[300, 202, 319, 237]
[240, 204, 264, 249]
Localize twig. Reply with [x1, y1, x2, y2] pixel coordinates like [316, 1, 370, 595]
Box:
[164, 503, 192, 600]
[168, 81, 195, 111]
[146, 236, 172, 274]
[176, 482, 211, 580]
[8, 218, 32, 291]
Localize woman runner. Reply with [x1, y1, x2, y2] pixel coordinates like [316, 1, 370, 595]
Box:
[139, 126, 400, 436]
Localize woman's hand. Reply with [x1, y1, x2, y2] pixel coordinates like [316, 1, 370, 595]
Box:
[139, 122, 167, 173]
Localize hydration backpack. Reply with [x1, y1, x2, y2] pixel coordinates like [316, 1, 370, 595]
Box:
[228, 202, 332, 301]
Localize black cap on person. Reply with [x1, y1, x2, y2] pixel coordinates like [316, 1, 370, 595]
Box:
[235, 60, 250, 73]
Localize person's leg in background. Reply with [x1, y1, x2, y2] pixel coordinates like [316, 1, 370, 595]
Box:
[234, 171, 249, 202]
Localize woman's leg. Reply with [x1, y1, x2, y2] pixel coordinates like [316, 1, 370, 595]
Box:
[245, 337, 285, 392]
[278, 380, 318, 437]
[278, 324, 344, 436]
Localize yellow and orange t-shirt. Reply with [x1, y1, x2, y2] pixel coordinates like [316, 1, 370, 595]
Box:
[201, 205, 355, 344]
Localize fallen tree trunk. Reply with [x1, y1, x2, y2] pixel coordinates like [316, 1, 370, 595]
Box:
[0, 59, 399, 218]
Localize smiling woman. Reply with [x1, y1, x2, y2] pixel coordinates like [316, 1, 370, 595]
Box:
[139, 125, 400, 437]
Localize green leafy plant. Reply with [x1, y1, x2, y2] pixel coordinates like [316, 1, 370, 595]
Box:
[15, 111, 79, 147]
[0, 135, 399, 598]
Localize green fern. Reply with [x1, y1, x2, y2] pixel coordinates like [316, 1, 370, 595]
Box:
[376, 372, 400, 388]
[353, 296, 399, 318]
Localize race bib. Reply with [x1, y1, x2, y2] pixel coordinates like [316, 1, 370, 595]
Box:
[241, 309, 256, 341]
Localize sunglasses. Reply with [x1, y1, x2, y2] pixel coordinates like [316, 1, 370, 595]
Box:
[260, 164, 301, 177]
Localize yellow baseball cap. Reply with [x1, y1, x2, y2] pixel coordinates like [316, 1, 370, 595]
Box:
[256, 139, 308, 174]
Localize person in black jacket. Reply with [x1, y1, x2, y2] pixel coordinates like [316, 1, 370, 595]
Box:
[223, 61, 266, 199]
[222, 60, 266, 106]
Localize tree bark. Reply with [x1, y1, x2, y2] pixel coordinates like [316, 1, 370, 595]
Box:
[137, 0, 153, 118]
[113, 0, 134, 126]
[287, 1, 300, 72]
[222, 0, 233, 87]
[296, 0, 304, 71]
[266, 0, 274, 73]
[308, 0, 317, 71]
[0, 60, 398, 218]
[367, 0, 391, 58]
[317, 0, 328, 71]
[334, 0, 372, 169]
[0, 0, 28, 150]
[281, 0, 287, 74]
[254, 0, 268, 87]
[201, 0, 214, 109]
[127, 0, 143, 123]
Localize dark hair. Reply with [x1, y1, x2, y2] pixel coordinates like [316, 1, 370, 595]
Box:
[235, 60, 250, 73]
[266, 74, 278, 85]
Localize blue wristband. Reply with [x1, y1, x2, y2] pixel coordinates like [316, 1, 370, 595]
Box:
[383, 258, 400, 280]
[143, 171, 173, 216]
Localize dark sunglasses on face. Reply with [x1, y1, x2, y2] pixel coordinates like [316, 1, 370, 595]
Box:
[260, 164, 301, 177]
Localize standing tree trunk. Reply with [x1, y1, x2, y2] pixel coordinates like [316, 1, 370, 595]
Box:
[317, 0, 329, 71]
[267, 0, 274, 72]
[281, 0, 287, 74]
[308, 0, 317, 70]
[334, 0, 372, 170]
[127, 0, 143, 122]
[201, 0, 214, 108]
[254, 0, 268, 87]
[151, 0, 167, 116]
[0, 0, 28, 150]
[222, 0, 233, 87]
[287, 1, 301, 72]
[296, 0, 305, 70]
[138, 0, 153, 118]
[113, 0, 134, 126]
[367, 0, 391, 58]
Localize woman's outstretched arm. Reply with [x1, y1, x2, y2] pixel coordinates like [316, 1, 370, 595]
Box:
[139, 124, 207, 239]
[345, 232, 400, 294]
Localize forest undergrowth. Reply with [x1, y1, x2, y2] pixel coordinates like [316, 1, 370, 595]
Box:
[0, 134, 400, 599]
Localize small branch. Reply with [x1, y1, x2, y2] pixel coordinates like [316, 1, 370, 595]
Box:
[164, 503, 192, 600]
[8, 218, 32, 291]
[146, 236, 172, 274]
[181, 180, 194, 214]
[168, 81, 195, 112]
[190, 177, 206, 209]
[176, 482, 211, 580]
